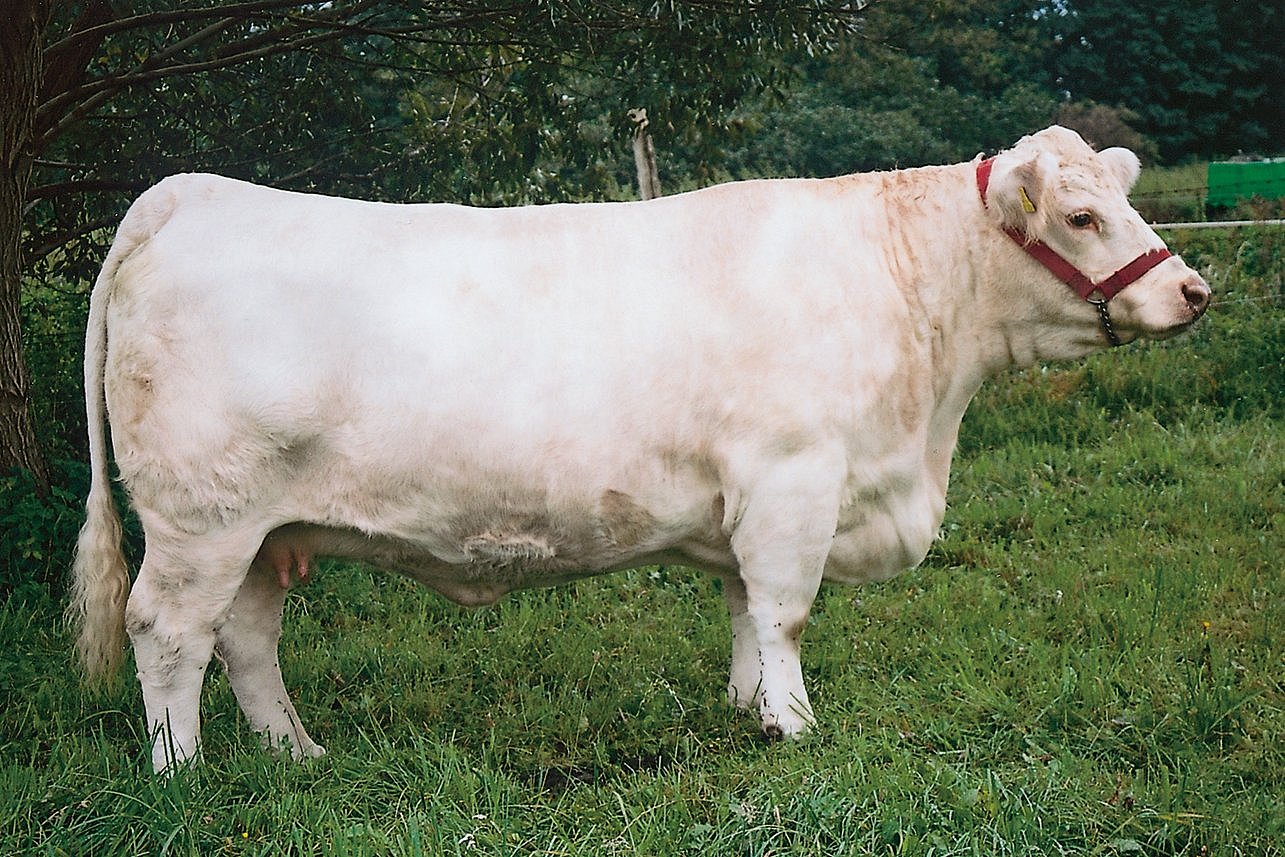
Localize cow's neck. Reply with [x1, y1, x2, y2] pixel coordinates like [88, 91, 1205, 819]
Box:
[866, 163, 1019, 414]
[858, 159, 1089, 476]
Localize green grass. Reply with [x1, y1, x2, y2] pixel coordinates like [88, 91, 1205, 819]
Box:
[1, 226, 1280, 855]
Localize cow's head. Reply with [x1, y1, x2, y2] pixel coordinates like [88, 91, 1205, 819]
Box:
[980, 126, 1209, 356]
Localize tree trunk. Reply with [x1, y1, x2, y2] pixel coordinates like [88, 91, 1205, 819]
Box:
[0, 2, 51, 487]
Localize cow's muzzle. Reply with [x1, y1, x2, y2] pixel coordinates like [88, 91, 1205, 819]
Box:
[1140, 273, 1212, 342]
[1183, 275, 1211, 317]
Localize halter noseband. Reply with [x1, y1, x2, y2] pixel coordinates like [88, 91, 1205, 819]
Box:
[975, 157, 1172, 347]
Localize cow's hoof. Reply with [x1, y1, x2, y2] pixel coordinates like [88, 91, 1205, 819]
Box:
[287, 741, 326, 761]
[761, 723, 786, 743]
[727, 685, 760, 711]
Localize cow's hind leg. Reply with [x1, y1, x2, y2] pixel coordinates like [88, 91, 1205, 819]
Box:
[126, 532, 260, 773]
[214, 557, 324, 760]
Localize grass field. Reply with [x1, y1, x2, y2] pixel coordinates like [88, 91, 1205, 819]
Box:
[1, 217, 1280, 854]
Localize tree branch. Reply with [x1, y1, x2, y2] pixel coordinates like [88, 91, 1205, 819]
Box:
[41, 0, 309, 58]
[33, 28, 353, 154]
[34, 0, 384, 146]
[24, 214, 125, 265]
[33, 0, 874, 158]
[39, 0, 113, 107]
[27, 178, 148, 204]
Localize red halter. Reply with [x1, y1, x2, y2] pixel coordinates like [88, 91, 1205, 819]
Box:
[976, 157, 1172, 345]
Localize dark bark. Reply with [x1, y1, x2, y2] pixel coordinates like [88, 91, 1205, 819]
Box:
[38, 1, 112, 112]
[0, 1, 51, 487]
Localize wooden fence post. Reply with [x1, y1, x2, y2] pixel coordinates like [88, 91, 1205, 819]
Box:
[628, 108, 662, 200]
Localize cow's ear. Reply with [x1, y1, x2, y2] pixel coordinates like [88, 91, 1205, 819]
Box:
[987, 151, 1055, 232]
[1099, 147, 1142, 192]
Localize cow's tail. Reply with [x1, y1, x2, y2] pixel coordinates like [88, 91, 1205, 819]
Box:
[67, 185, 173, 682]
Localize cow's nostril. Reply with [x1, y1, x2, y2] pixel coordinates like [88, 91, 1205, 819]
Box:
[1183, 278, 1211, 315]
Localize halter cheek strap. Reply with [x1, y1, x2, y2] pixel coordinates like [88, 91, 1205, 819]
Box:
[975, 157, 1173, 346]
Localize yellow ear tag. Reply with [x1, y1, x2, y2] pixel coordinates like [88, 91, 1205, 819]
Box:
[1019, 186, 1036, 213]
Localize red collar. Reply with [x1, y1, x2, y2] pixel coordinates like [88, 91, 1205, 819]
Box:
[975, 157, 1171, 303]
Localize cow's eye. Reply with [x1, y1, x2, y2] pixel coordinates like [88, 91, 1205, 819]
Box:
[1068, 211, 1095, 229]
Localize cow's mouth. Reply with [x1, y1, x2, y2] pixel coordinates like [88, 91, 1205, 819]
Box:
[1138, 316, 1201, 341]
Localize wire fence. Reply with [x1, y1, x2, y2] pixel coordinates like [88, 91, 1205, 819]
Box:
[1132, 176, 1285, 200]
[1153, 219, 1285, 230]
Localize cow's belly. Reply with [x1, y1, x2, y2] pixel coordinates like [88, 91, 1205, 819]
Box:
[261, 483, 735, 606]
[260, 524, 659, 606]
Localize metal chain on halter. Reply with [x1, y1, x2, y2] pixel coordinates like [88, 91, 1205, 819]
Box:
[1088, 298, 1122, 347]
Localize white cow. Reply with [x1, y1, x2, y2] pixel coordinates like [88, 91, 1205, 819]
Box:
[70, 126, 1209, 772]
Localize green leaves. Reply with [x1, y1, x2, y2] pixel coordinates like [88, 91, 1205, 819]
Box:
[1054, 0, 1283, 160]
[720, 1, 1064, 177]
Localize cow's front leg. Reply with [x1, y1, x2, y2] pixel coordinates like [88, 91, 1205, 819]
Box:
[722, 575, 762, 710]
[728, 451, 842, 739]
